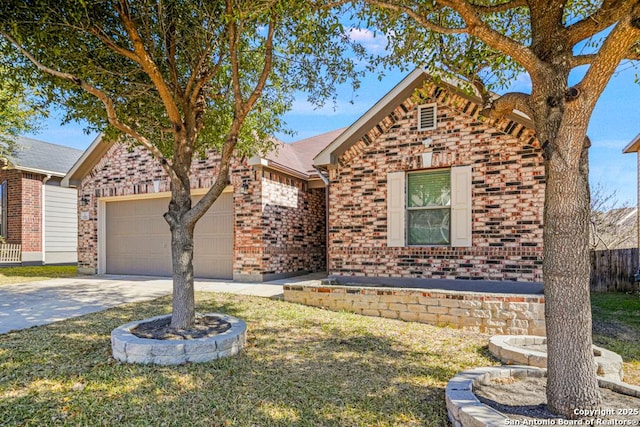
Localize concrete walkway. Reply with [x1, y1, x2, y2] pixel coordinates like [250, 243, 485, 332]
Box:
[0, 273, 324, 334]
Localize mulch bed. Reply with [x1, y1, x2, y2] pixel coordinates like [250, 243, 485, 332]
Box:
[131, 314, 231, 340]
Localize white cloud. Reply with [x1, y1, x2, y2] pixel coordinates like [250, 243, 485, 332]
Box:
[346, 28, 389, 54]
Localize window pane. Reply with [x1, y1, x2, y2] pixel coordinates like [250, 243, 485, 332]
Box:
[407, 170, 450, 208]
[408, 208, 450, 245]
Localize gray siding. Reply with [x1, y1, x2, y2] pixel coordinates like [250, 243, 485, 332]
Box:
[44, 185, 78, 263]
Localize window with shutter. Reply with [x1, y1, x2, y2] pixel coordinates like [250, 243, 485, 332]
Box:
[407, 169, 451, 245]
[417, 103, 437, 131]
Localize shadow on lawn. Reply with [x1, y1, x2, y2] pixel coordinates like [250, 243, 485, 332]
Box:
[0, 293, 490, 426]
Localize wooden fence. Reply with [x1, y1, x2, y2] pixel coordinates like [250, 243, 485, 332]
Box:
[0, 243, 21, 263]
[590, 248, 639, 292]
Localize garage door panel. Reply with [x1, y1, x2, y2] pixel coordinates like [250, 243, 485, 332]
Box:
[106, 193, 233, 279]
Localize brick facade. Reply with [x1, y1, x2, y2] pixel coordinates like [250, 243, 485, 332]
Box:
[78, 143, 326, 279]
[326, 84, 545, 282]
[0, 169, 44, 253]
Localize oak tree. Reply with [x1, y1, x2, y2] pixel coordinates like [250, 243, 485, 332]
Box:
[0, 0, 358, 330]
[359, 0, 640, 418]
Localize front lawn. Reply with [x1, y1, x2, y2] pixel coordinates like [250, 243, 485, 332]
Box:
[0, 265, 77, 285]
[0, 293, 493, 426]
[591, 292, 640, 384]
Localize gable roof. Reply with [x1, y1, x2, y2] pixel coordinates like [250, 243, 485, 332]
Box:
[623, 133, 640, 153]
[314, 67, 534, 167]
[64, 128, 344, 188]
[4, 136, 83, 177]
[255, 128, 346, 179]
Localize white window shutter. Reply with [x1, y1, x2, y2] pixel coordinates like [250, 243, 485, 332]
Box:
[450, 165, 473, 247]
[387, 171, 406, 247]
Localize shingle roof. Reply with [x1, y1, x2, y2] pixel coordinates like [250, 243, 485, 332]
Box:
[5, 136, 84, 176]
[266, 128, 346, 176]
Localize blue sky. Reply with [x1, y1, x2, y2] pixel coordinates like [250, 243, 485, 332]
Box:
[27, 46, 640, 206]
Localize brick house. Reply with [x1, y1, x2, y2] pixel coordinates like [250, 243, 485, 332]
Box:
[62, 131, 339, 280]
[314, 68, 545, 284]
[64, 68, 545, 284]
[0, 136, 82, 264]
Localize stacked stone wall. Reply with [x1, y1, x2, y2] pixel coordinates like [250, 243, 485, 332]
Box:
[284, 284, 545, 335]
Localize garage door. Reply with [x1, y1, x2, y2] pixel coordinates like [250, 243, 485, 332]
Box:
[105, 193, 233, 279]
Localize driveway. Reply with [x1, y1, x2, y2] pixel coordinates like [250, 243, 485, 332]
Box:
[0, 273, 324, 334]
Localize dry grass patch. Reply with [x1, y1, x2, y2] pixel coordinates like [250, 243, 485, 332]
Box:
[0, 265, 77, 285]
[0, 292, 494, 426]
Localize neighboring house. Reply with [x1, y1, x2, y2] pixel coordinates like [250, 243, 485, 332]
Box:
[314, 68, 545, 284]
[0, 136, 83, 264]
[590, 207, 637, 250]
[64, 68, 545, 284]
[623, 133, 640, 253]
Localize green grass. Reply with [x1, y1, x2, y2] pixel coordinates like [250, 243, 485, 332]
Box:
[0, 265, 77, 285]
[0, 293, 495, 426]
[591, 292, 640, 384]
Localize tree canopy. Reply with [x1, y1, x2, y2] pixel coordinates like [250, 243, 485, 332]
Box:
[0, 0, 362, 329]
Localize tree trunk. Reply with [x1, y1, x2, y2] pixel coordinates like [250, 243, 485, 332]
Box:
[167, 182, 197, 330]
[543, 128, 600, 416]
[169, 221, 196, 329]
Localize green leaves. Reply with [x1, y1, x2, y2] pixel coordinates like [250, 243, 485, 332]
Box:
[0, 0, 361, 160]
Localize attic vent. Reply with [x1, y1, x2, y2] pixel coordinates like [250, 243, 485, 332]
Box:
[418, 103, 437, 131]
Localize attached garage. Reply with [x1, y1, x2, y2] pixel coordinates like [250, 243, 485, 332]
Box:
[104, 192, 233, 279]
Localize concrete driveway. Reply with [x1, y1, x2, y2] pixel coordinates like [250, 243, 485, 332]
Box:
[0, 273, 324, 334]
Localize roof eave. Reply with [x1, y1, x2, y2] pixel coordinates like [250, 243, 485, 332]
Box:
[61, 134, 111, 188]
[248, 156, 313, 180]
[623, 133, 640, 153]
[314, 68, 427, 167]
[10, 165, 66, 178]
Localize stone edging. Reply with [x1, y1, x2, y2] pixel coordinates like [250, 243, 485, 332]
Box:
[111, 313, 246, 365]
[284, 284, 545, 335]
[446, 366, 640, 426]
[488, 335, 624, 381]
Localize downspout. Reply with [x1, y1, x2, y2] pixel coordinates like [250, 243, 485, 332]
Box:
[314, 167, 330, 276]
[41, 174, 51, 265]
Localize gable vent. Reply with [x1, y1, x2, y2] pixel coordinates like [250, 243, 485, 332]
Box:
[418, 103, 437, 131]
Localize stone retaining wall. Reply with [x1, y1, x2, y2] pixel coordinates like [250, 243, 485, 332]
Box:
[284, 284, 545, 335]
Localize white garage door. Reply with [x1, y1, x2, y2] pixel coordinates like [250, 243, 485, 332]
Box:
[105, 193, 233, 279]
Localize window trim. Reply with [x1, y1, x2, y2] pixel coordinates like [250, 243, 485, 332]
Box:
[406, 168, 451, 246]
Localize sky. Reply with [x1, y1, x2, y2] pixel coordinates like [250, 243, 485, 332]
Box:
[25, 33, 640, 206]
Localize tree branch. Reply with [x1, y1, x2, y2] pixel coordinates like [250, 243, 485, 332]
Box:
[114, 0, 183, 126]
[227, 0, 244, 116]
[443, 0, 541, 73]
[579, 6, 640, 103]
[240, 17, 276, 117]
[158, 0, 183, 100]
[566, 0, 636, 46]
[1, 32, 175, 178]
[479, 91, 534, 123]
[365, 0, 468, 35]
[367, 0, 542, 74]
[468, 0, 528, 14]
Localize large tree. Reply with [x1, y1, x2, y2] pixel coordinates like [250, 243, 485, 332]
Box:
[0, 0, 358, 329]
[360, 0, 640, 417]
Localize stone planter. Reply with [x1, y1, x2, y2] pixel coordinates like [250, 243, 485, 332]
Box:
[488, 335, 624, 381]
[446, 366, 640, 427]
[111, 313, 246, 365]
